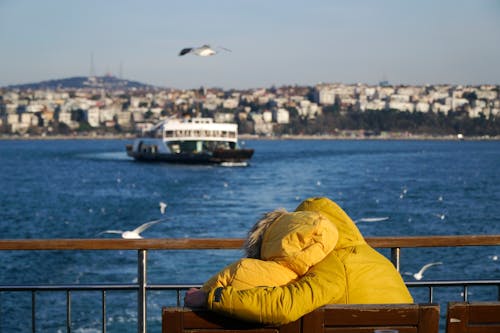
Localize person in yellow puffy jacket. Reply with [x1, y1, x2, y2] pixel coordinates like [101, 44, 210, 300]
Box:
[184, 197, 413, 325]
[200, 209, 338, 291]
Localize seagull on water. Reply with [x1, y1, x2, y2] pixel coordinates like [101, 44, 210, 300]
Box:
[159, 201, 168, 215]
[412, 262, 442, 280]
[179, 44, 231, 57]
[98, 218, 167, 239]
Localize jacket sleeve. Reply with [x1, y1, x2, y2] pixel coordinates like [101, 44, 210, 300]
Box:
[206, 252, 347, 325]
[201, 258, 298, 292]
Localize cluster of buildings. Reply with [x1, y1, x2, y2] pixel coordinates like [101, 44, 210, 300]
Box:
[0, 78, 498, 137]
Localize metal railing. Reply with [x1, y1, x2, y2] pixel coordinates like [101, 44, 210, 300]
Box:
[1, 235, 500, 333]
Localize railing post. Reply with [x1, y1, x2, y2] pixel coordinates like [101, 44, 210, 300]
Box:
[67, 290, 72, 333]
[391, 247, 400, 271]
[32, 291, 36, 333]
[138, 249, 147, 333]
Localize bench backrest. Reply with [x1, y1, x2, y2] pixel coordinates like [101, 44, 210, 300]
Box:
[302, 304, 440, 333]
[446, 302, 500, 333]
[162, 304, 439, 333]
[162, 307, 300, 333]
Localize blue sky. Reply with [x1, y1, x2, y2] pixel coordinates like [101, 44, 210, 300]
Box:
[1, 0, 499, 89]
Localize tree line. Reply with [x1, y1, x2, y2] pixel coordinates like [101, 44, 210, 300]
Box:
[272, 107, 500, 137]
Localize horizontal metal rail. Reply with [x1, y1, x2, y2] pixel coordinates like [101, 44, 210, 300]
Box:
[1, 235, 500, 333]
[406, 279, 500, 303]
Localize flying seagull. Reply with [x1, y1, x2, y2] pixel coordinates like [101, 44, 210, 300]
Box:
[98, 218, 167, 239]
[412, 262, 442, 280]
[179, 44, 231, 57]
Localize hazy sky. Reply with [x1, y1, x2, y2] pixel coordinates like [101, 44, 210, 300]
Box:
[1, 0, 499, 89]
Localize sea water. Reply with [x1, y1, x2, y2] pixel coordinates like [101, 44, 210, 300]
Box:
[0, 139, 499, 332]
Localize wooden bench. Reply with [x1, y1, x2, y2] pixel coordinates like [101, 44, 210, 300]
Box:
[446, 302, 500, 333]
[162, 304, 440, 333]
[162, 307, 301, 333]
[302, 304, 440, 333]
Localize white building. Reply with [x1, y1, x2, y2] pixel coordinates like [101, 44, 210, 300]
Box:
[390, 94, 411, 103]
[214, 112, 235, 123]
[388, 101, 414, 112]
[132, 111, 145, 122]
[58, 111, 79, 129]
[116, 111, 132, 127]
[476, 90, 498, 100]
[432, 103, 451, 114]
[275, 108, 290, 124]
[85, 107, 100, 127]
[316, 88, 336, 105]
[20, 113, 38, 127]
[415, 102, 430, 113]
[262, 110, 273, 123]
[365, 100, 386, 111]
[222, 98, 239, 109]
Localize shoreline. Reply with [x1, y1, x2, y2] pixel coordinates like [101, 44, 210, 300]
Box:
[1, 133, 499, 141]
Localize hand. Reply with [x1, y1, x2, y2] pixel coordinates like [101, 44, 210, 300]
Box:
[184, 288, 208, 307]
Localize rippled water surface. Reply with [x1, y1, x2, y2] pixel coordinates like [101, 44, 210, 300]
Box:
[1, 139, 499, 332]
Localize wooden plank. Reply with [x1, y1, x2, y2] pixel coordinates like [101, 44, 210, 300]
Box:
[468, 302, 500, 324]
[446, 303, 468, 333]
[322, 304, 419, 326]
[163, 307, 183, 333]
[302, 306, 323, 332]
[0, 238, 245, 250]
[1, 235, 500, 251]
[303, 304, 438, 333]
[468, 328, 500, 333]
[324, 328, 416, 333]
[446, 302, 500, 333]
[417, 304, 440, 333]
[162, 307, 300, 333]
[366, 235, 500, 248]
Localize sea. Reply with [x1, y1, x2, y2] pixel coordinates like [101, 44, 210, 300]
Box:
[0, 138, 499, 332]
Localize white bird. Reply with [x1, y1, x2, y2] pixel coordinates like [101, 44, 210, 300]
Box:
[434, 213, 446, 220]
[179, 44, 231, 57]
[355, 217, 389, 223]
[159, 201, 168, 215]
[412, 262, 442, 280]
[98, 218, 166, 239]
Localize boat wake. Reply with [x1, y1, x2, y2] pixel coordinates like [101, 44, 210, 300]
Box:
[220, 161, 249, 167]
[80, 152, 131, 161]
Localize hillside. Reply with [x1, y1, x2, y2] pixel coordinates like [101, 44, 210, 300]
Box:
[5, 76, 155, 90]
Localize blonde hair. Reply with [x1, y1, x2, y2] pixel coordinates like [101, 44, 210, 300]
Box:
[244, 209, 287, 259]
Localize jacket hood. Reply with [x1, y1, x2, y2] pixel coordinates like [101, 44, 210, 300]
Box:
[295, 197, 365, 249]
[244, 209, 287, 259]
[244, 209, 338, 275]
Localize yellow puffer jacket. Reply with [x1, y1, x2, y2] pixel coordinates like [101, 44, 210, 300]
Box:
[206, 197, 413, 325]
[202, 210, 338, 291]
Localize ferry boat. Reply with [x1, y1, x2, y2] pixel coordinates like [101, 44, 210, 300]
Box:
[126, 117, 254, 166]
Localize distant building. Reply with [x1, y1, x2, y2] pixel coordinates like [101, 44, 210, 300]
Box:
[275, 108, 290, 124]
[85, 107, 100, 127]
[315, 87, 335, 105]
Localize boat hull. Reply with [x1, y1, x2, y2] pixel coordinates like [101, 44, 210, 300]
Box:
[126, 144, 254, 165]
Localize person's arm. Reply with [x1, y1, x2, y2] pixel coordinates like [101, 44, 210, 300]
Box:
[206, 252, 347, 325]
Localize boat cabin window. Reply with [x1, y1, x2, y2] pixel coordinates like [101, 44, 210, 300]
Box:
[163, 129, 236, 138]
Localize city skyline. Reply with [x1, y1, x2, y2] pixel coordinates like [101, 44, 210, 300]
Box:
[1, 0, 499, 90]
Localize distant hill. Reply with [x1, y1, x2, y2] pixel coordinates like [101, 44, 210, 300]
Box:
[5, 76, 156, 90]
